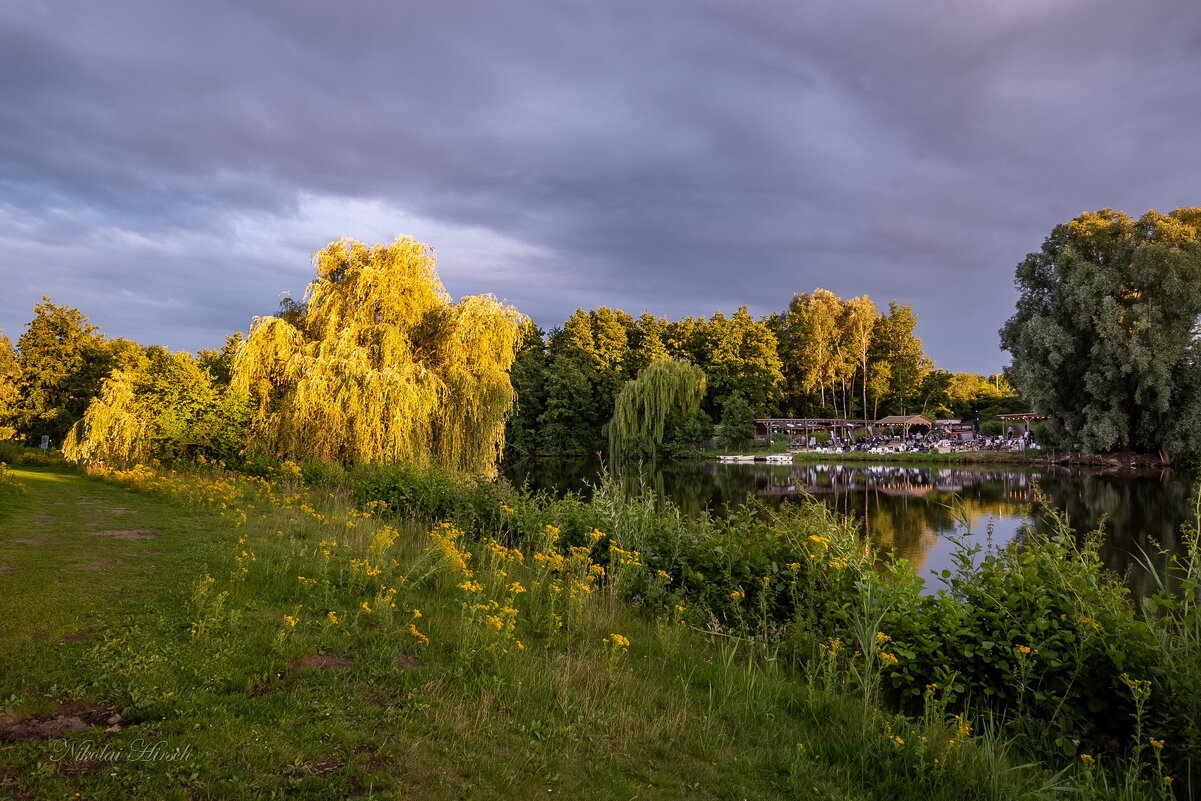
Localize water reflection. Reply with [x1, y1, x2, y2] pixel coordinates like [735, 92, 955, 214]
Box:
[503, 459, 1197, 594]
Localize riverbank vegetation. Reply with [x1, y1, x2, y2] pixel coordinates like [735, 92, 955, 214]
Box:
[2, 457, 1195, 798]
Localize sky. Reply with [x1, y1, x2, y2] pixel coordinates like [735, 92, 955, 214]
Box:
[2, 0, 1199, 374]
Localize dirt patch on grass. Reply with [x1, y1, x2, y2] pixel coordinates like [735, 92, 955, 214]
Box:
[0, 713, 88, 740]
[293, 654, 355, 671]
[59, 629, 98, 643]
[103, 508, 140, 515]
[283, 758, 343, 777]
[0, 564, 11, 575]
[9, 538, 45, 545]
[0, 706, 123, 742]
[89, 529, 157, 540]
[84, 558, 123, 570]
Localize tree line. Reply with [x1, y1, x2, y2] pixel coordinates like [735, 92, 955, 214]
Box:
[507, 296, 1019, 457]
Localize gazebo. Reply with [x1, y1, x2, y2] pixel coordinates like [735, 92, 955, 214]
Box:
[872, 414, 934, 439]
[997, 413, 1047, 437]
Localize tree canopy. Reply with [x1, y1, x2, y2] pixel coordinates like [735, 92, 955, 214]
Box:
[231, 237, 524, 475]
[608, 358, 707, 461]
[5, 298, 142, 446]
[1000, 208, 1201, 458]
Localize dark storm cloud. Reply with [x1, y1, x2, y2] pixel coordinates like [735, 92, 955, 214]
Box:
[2, 0, 1199, 371]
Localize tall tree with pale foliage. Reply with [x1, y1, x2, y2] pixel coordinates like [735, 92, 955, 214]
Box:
[232, 238, 524, 475]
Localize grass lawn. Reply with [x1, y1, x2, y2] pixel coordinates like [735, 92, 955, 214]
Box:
[0, 465, 1087, 799]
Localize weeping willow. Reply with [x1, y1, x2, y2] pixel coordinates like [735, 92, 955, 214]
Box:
[63, 370, 147, 466]
[608, 358, 706, 462]
[232, 237, 524, 476]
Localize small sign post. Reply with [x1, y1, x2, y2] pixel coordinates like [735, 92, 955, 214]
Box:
[39, 435, 49, 452]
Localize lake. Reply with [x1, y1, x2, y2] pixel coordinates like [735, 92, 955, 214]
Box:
[503, 458, 1198, 595]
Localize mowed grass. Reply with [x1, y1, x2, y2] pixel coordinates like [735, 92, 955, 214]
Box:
[0, 465, 1078, 800]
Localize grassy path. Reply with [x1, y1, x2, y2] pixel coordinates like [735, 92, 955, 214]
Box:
[0, 466, 1076, 800]
[0, 468, 217, 691]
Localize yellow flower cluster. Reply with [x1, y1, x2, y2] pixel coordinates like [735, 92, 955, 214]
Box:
[604, 633, 630, 648]
[408, 622, 430, 647]
[349, 558, 383, 577]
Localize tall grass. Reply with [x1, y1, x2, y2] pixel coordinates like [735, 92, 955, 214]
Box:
[86, 458, 1201, 798]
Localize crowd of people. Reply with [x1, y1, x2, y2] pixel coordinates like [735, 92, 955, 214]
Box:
[797, 428, 1039, 455]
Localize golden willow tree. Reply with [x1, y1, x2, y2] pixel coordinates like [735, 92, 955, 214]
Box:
[608, 358, 706, 461]
[232, 237, 524, 475]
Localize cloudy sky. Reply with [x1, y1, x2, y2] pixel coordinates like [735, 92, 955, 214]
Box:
[2, 0, 1198, 373]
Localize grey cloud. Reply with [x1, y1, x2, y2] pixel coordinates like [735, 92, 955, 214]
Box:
[2, 0, 1200, 371]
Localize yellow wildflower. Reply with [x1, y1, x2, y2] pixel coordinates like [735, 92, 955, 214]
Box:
[408, 623, 430, 647]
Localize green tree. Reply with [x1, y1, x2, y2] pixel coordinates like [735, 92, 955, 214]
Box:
[663, 316, 711, 366]
[196, 332, 244, 387]
[870, 302, 930, 415]
[11, 297, 119, 445]
[65, 348, 250, 467]
[0, 333, 18, 440]
[537, 355, 600, 455]
[703, 307, 783, 416]
[841, 295, 879, 420]
[779, 289, 843, 411]
[627, 313, 670, 375]
[609, 358, 706, 461]
[919, 369, 955, 418]
[506, 321, 550, 456]
[1000, 208, 1201, 458]
[716, 393, 755, 450]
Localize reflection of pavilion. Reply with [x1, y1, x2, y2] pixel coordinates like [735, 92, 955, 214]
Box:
[748, 464, 1044, 505]
[877, 482, 933, 498]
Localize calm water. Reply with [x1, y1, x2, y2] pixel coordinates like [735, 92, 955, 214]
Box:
[503, 459, 1198, 595]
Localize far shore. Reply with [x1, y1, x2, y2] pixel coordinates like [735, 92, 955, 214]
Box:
[699, 447, 1173, 470]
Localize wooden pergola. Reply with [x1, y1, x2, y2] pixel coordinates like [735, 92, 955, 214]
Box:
[873, 414, 935, 439]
